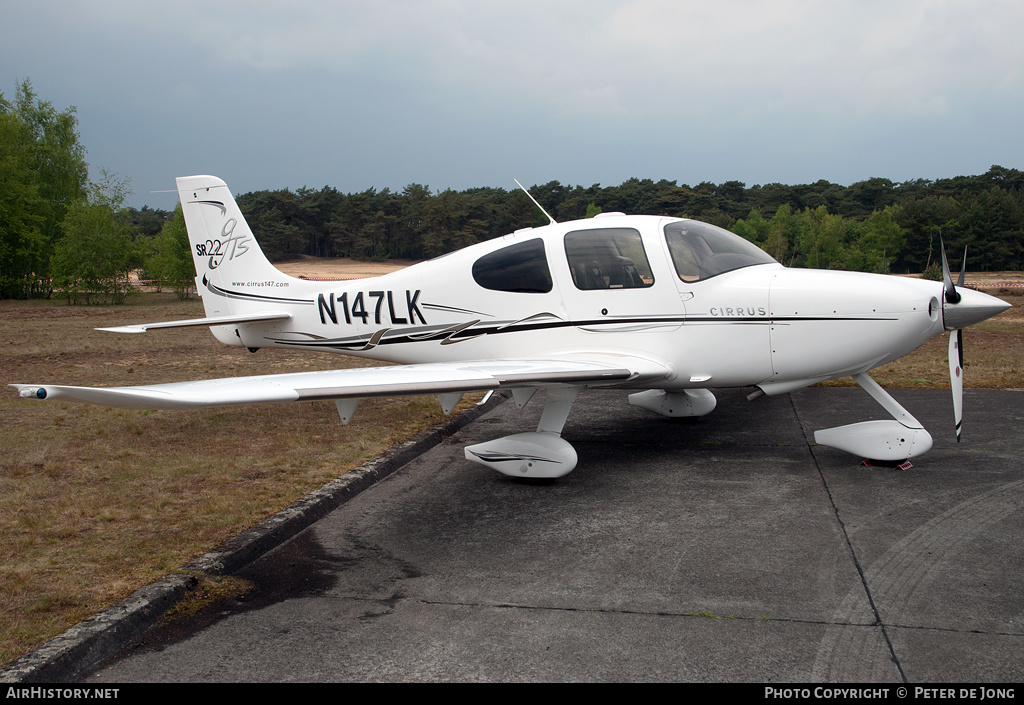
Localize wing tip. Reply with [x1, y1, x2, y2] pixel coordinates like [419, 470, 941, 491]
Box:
[10, 384, 47, 399]
[96, 326, 147, 334]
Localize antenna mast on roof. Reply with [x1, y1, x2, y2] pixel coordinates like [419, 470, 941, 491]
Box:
[514, 178, 556, 225]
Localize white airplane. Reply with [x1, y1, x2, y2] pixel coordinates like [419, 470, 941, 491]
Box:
[11, 175, 1011, 478]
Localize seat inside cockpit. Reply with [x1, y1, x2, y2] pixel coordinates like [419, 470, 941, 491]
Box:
[564, 228, 655, 290]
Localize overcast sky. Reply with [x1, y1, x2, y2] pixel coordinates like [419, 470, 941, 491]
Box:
[3, 0, 1022, 210]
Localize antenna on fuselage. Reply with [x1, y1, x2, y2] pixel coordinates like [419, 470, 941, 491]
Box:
[514, 178, 556, 225]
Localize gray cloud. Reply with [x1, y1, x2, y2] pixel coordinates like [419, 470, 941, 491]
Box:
[2, 0, 1021, 209]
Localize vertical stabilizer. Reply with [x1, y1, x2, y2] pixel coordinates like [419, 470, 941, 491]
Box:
[176, 175, 288, 320]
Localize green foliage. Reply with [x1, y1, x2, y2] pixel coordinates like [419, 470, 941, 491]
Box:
[51, 171, 140, 304]
[146, 205, 195, 299]
[922, 262, 943, 281]
[856, 206, 905, 273]
[131, 206, 170, 238]
[0, 79, 88, 298]
[798, 206, 849, 269]
[222, 166, 1010, 274]
[11, 79, 88, 235]
[731, 209, 770, 246]
[761, 204, 800, 264]
[0, 107, 47, 297]
[421, 189, 484, 257]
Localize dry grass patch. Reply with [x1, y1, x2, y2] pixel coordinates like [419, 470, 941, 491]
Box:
[1, 293, 469, 665]
[158, 575, 254, 624]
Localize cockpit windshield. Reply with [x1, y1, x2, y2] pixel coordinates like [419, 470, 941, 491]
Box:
[664, 220, 777, 282]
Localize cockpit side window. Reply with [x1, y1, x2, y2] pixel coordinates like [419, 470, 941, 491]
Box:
[564, 228, 654, 290]
[664, 220, 777, 282]
[472, 238, 552, 293]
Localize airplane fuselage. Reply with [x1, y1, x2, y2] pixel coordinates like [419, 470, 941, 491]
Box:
[211, 213, 946, 397]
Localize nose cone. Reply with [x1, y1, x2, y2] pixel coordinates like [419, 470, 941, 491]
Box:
[943, 287, 1012, 330]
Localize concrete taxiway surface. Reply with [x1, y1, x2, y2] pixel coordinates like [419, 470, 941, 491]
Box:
[78, 387, 1023, 682]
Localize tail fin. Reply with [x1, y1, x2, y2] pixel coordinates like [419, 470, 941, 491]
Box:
[176, 175, 289, 319]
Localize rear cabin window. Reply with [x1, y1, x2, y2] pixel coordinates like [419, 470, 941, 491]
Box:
[564, 228, 654, 290]
[472, 238, 552, 293]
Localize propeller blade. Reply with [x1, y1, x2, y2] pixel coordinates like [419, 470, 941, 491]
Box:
[939, 235, 961, 304]
[948, 329, 963, 442]
[957, 246, 967, 288]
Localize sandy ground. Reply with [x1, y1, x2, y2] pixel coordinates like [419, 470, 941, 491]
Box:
[274, 257, 415, 280]
[897, 270, 1024, 290]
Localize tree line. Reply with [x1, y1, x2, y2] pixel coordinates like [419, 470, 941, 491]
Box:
[220, 168, 1024, 275]
[3, 80, 1022, 303]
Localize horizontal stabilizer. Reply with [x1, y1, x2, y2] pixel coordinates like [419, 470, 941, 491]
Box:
[96, 311, 292, 334]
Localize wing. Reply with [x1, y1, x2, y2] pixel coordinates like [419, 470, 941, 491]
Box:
[10, 354, 671, 411]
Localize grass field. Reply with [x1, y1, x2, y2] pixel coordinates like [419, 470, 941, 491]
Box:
[1, 271, 1020, 667]
[1, 289, 465, 666]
